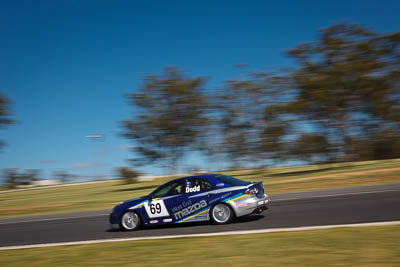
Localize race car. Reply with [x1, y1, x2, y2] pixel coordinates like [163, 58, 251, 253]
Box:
[109, 174, 269, 231]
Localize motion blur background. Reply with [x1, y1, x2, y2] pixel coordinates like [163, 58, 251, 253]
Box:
[1, 2, 400, 266]
[0, 0, 399, 186]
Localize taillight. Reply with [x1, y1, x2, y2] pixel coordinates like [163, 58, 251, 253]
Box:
[245, 188, 258, 195]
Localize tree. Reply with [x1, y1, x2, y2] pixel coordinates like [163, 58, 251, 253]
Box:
[119, 24, 400, 170]
[284, 23, 400, 162]
[215, 70, 291, 167]
[3, 169, 18, 189]
[25, 169, 40, 182]
[117, 167, 139, 184]
[121, 67, 209, 173]
[0, 93, 14, 150]
[2, 169, 41, 188]
[54, 170, 71, 183]
[290, 134, 330, 163]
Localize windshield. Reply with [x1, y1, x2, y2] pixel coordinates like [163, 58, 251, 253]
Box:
[215, 175, 250, 186]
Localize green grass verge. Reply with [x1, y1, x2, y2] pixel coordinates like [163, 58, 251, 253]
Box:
[1, 158, 400, 218]
[1, 226, 399, 266]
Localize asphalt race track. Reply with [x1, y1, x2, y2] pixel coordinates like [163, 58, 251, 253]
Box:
[1, 184, 400, 247]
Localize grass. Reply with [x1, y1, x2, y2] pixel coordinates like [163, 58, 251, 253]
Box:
[221, 158, 400, 193]
[0, 158, 399, 218]
[1, 226, 399, 266]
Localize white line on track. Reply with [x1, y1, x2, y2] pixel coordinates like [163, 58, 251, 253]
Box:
[273, 189, 400, 202]
[1, 221, 399, 251]
[0, 214, 109, 225]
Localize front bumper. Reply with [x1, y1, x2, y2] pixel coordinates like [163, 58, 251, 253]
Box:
[230, 193, 270, 217]
[110, 223, 120, 230]
[109, 212, 120, 230]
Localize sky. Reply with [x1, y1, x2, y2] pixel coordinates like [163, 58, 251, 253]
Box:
[0, 0, 399, 181]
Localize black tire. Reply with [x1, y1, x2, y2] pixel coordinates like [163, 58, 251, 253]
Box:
[120, 211, 141, 231]
[210, 203, 234, 224]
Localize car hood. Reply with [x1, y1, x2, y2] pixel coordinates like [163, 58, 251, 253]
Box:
[121, 196, 147, 208]
[112, 196, 148, 213]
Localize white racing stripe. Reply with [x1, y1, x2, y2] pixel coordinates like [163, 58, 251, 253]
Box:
[1, 221, 399, 251]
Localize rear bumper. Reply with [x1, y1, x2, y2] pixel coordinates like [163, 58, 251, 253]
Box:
[252, 203, 268, 214]
[230, 193, 270, 217]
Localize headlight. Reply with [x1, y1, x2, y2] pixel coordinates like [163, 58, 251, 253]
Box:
[112, 204, 121, 213]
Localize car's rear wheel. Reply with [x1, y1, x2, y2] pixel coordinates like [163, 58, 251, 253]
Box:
[120, 211, 141, 231]
[211, 203, 233, 224]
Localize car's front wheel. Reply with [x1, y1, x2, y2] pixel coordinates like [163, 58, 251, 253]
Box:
[120, 211, 141, 231]
[210, 203, 234, 224]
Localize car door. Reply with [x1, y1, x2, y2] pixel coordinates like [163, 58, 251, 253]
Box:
[143, 179, 186, 223]
[174, 178, 215, 222]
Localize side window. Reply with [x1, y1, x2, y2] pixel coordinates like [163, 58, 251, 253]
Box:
[185, 178, 215, 193]
[153, 180, 185, 198]
[199, 179, 215, 191]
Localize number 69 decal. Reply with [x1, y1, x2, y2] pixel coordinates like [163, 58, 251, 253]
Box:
[150, 203, 161, 214]
[144, 200, 169, 218]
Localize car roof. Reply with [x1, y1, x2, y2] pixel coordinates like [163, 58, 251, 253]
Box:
[154, 174, 250, 192]
[170, 174, 221, 183]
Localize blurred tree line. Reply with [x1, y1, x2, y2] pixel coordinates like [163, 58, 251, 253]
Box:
[3, 169, 40, 189]
[2, 169, 73, 188]
[122, 23, 400, 172]
[0, 93, 14, 150]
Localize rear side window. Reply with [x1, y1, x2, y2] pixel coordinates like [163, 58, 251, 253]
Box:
[186, 178, 215, 193]
[197, 179, 215, 191]
[215, 175, 249, 186]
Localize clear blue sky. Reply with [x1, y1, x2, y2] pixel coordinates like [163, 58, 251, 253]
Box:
[1, 0, 399, 180]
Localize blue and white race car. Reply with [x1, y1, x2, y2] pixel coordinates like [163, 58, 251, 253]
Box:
[109, 174, 269, 231]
